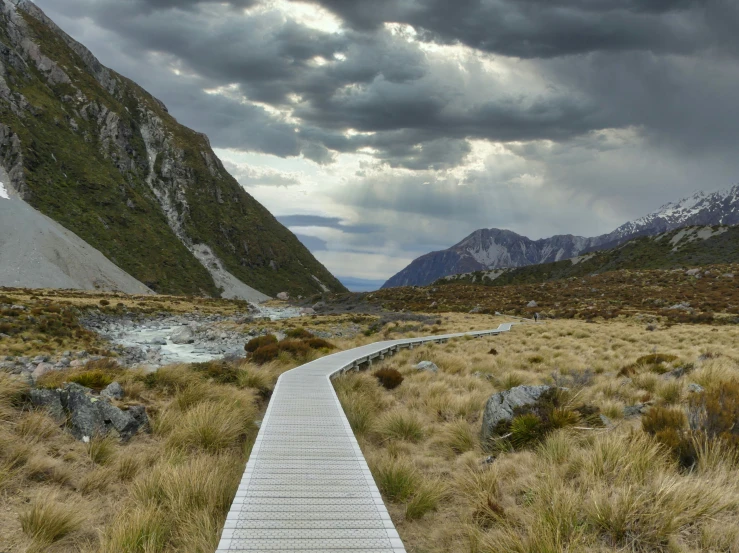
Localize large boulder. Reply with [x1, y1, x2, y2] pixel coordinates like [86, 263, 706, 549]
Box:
[170, 326, 195, 344]
[277, 292, 290, 301]
[96, 402, 148, 441]
[415, 361, 438, 373]
[56, 382, 147, 441]
[30, 388, 65, 422]
[61, 383, 105, 440]
[481, 385, 551, 443]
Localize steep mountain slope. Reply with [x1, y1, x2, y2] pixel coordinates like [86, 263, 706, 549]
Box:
[384, 185, 739, 288]
[0, 0, 345, 298]
[0, 185, 152, 293]
[438, 225, 739, 288]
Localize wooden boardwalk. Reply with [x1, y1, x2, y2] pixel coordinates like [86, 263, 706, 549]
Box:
[216, 323, 515, 552]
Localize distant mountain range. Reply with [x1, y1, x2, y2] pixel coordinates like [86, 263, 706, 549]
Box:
[438, 225, 739, 289]
[383, 185, 739, 288]
[0, 0, 345, 299]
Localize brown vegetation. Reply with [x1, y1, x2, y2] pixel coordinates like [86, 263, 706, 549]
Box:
[334, 318, 739, 552]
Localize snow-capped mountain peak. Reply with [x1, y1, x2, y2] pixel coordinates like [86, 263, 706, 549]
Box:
[383, 184, 739, 288]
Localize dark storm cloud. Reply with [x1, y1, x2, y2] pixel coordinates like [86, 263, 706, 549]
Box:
[31, 0, 739, 169]
[306, 0, 733, 58]
[138, 0, 257, 11]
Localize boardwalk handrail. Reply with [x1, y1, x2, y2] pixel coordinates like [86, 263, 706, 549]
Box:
[216, 323, 516, 552]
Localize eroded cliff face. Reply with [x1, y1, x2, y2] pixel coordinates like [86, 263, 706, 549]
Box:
[0, 0, 345, 298]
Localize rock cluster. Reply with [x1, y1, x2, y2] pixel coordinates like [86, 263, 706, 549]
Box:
[31, 382, 148, 441]
[1, 350, 103, 384]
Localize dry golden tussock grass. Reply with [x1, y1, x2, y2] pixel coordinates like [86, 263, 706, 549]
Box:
[0, 359, 264, 553]
[335, 317, 739, 552]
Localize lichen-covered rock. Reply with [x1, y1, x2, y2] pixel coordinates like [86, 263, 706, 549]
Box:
[61, 383, 104, 440]
[480, 385, 551, 443]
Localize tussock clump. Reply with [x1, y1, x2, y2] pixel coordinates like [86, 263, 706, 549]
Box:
[371, 457, 419, 502]
[19, 493, 84, 546]
[378, 410, 424, 443]
[373, 367, 404, 390]
[405, 480, 445, 520]
[38, 358, 124, 391]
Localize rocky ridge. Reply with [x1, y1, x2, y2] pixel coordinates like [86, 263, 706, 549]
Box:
[0, 0, 345, 298]
[384, 185, 739, 288]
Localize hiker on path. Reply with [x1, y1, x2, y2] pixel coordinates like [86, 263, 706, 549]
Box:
[534, 312, 539, 322]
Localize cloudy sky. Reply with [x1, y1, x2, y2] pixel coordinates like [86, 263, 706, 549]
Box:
[34, 0, 739, 288]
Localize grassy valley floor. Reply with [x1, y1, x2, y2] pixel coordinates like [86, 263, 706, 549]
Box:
[2, 285, 739, 552]
[334, 318, 739, 553]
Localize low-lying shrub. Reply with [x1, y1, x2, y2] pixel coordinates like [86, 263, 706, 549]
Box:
[285, 327, 313, 339]
[244, 334, 277, 353]
[373, 368, 404, 390]
[305, 337, 336, 350]
[252, 344, 279, 364]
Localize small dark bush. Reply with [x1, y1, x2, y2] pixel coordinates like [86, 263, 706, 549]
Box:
[305, 338, 336, 350]
[488, 348, 498, 355]
[245, 334, 278, 353]
[99, 299, 110, 306]
[252, 344, 279, 364]
[285, 327, 313, 339]
[374, 368, 404, 390]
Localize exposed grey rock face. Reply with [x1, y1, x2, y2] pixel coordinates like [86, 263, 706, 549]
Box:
[687, 383, 705, 393]
[527, 300, 538, 308]
[414, 361, 438, 373]
[61, 383, 104, 440]
[96, 401, 148, 441]
[30, 388, 65, 422]
[36, 382, 149, 441]
[480, 385, 551, 443]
